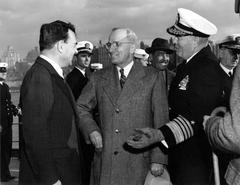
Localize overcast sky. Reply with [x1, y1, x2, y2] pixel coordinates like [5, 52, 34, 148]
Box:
[0, 0, 239, 58]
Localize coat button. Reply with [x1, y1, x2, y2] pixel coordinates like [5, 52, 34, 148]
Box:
[115, 129, 120, 133]
[115, 108, 120, 113]
[114, 151, 119, 155]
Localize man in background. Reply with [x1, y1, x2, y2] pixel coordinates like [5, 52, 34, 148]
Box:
[145, 38, 175, 92]
[66, 41, 94, 185]
[218, 34, 240, 108]
[0, 62, 19, 182]
[66, 41, 93, 100]
[133, 48, 149, 66]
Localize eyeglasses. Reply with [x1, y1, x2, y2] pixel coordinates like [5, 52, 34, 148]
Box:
[106, 41, 133, 50]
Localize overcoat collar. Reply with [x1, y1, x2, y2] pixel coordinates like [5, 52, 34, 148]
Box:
[35, 57, 77, 114]
[102, 61, 145, 106]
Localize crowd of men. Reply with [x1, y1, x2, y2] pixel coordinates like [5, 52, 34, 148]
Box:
[1, 7, 240, 185]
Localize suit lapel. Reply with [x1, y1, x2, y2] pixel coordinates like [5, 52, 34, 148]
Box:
[117, 62, 145, 105]
[36, 57, 77, 114]
[102, 65, 121, 107]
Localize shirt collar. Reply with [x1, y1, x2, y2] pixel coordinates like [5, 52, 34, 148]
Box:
[0, 81, 3, 85]
[40, 54, 64, 79]
[186, 45, 208, 64]
[75, 66, 86, 76]
[220, 63, 233, 76]
[116, 61, 134, 78]
[186, 51, 199, 63]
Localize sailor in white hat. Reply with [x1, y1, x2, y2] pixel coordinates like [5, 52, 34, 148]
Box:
[66, 41, 94, 100]
[0, 61, 19, 182]
[0, 63, 8, 82]
[134, 48, 149, 66]
[66, 40, 95, 184]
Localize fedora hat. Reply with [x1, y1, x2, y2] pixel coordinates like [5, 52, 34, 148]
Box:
[145, 38, 174, 54]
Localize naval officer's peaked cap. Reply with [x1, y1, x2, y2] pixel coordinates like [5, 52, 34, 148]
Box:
[167, 8, 217, 37]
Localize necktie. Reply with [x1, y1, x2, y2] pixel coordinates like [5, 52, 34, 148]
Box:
[228, 71, 233, 79]
[120, 68, 127, 88]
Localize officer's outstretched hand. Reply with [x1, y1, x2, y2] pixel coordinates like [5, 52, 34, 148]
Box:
[127, 128, 164, 148]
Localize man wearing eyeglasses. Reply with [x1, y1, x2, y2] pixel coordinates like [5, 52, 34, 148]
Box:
[77, 28, 169, 185]
[19, 20, 82, 185]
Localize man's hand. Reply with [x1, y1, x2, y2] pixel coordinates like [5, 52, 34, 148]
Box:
[89, 131, 103, 150]
[53, 180, 61, 185]
[150, 163, 165, 177]
[203, 107, 227, 130]
[127, 128, 163, 148]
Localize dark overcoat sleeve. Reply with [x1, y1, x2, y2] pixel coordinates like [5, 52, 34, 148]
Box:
[76, 73, 100, 144]
[21, 68, 58, 183]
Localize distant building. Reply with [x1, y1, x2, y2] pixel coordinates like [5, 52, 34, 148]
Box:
[91, 42, 111, 68]
[25, 46, 39, 64]
[2, 46, 21, 68]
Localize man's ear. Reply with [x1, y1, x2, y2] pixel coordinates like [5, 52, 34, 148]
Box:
[130, 44, 136, 54]
[57, 40, 64, 53]
[219, 48, 224, 58]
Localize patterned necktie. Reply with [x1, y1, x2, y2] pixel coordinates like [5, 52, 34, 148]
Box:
[120, 68, 127, 88]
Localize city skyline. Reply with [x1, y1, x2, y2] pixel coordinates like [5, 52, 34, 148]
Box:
[0, 0, 239, 58]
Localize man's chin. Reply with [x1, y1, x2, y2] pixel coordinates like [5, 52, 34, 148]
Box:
[111, 59, 119, 64]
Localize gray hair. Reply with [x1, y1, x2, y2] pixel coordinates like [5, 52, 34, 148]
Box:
[111, 27, 138, 44]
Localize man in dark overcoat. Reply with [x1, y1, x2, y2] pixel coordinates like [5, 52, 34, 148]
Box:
[0, 63, 19, 182]
[19, 20, 82, 185]
[77, 28, 169, 185]
[128, 8, 224, 185]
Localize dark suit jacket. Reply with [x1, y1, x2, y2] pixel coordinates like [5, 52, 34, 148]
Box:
[0, 83, 18, 129]
[218, 65, 234, 109]
[66, 67, 88, 100]
[205, 62, 240, 185]
[19, 57, 81, 185]
[77, 61, 169, 185]
[168, 45, 223, 185]
[161, 69, 175, 94]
